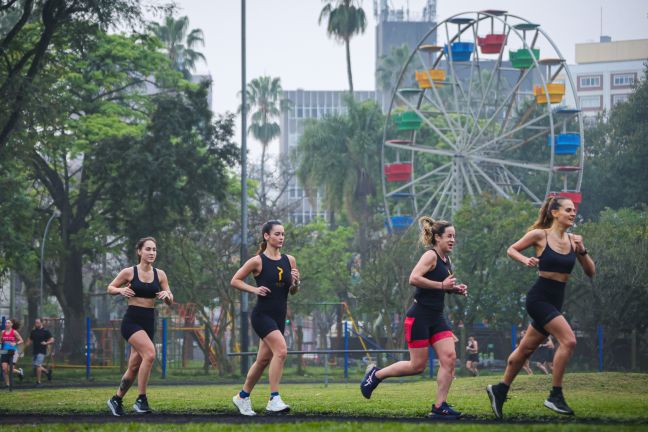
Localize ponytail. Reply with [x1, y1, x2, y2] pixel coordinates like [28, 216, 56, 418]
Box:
[419, 216, 452, 247]
[256, 239, 268, 255]
[530, 196, 570, 231]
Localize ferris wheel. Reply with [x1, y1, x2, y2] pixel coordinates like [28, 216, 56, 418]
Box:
[382, 10, 585, 232]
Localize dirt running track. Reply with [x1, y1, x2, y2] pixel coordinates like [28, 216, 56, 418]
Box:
[1, 413, 647, 426]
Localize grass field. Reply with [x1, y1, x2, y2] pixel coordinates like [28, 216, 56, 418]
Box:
[1, 372, 646, 431]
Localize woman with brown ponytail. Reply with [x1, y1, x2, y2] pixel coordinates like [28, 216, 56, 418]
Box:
[487, 196, 595, 419]
[230, 220, 300, 416]
[360, 216, 467, 419]
[106, 237, 173, 416]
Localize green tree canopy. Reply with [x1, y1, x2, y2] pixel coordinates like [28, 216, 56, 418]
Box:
[579, 65, 648, 219]
[0, 0, 152, 152]
[2, 25, 238, 358]
[568, 207, 648, 368]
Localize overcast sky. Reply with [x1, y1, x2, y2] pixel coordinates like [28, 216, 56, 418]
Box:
[172, 0, 648, 159]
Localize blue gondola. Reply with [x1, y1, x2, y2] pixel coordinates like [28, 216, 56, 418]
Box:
[443, 42, 474, 61]
[548, 133, 580, 155]
[385, 215, 414, 233]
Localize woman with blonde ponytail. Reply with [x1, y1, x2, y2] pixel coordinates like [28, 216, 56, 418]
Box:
[360, 216, 468, 419]
[230, 220, 300, 416]
[487, 196, 595, 419]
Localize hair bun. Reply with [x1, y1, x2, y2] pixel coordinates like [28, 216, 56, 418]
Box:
[419, 216, 435, 226]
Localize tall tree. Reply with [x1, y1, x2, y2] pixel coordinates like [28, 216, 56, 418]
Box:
[243, 76, 291, 211]
[0, 0, 148, 152]
[7, 27, 237, 358]
[452, 195, 538, 329]
[319, 0, 367, 93]
[149, 14, 206, 78]
[296, 97, 383, 257]
[568, 207, 648, 369]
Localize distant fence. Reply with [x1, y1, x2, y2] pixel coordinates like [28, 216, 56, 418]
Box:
[1, 315, 646, 384]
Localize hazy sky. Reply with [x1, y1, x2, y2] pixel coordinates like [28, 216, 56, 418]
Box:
[172, 0, 648, 158]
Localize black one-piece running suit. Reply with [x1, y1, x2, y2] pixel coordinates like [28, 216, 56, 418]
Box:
[251, 254, 292, 339]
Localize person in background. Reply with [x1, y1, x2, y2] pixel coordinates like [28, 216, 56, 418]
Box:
[25, 318, 54, 386]
[466, 336, 480, 377]
[1, 319, 24, 388]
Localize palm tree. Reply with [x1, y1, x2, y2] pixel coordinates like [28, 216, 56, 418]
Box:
[244, 76, 292, 210]
[149, 15, 206, 78]
[376, 44, 413, 93]
[295, 96, 383, 257]
[319, 0, 367, 94]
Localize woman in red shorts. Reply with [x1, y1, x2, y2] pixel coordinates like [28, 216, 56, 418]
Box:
[360, 216, 467, 419]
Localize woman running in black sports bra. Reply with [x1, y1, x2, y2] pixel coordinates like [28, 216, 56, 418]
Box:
[106, 237, 174, 416]
[487, 196, 595, 419]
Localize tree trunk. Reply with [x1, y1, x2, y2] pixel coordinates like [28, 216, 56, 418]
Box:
[57, 247, 86, 362]
[296, 324, 305, 375]
[18, 272, 38, 328]
[260, 143, 267, 210]
[345, 38, 354, 94]
[329, 210, 336, 230]
[26, 285, 38, 329]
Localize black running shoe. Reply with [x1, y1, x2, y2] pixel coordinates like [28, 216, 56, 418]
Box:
[133, 395, 152, 413]
[17, 368, 24, 381]
[46, 368, 52, 381]
[360, 365, 381, 399]
[544, 392, 574, 415]
[486, 383, 509, 419]
[426, 401, 463, 419]
[107, 396, 125, 417]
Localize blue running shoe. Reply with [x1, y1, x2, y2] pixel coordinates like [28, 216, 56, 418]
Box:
[360, 364, 381, 399]
[426, 402, 463, 420]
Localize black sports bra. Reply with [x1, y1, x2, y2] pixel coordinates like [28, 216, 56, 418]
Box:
[131, 266, 161, 299]
[537, 231, 576, 274]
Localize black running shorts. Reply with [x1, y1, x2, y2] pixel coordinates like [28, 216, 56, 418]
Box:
[526, 277, 566, 336]
[0, 352, 14, 364]
[120, 305, 155, 342]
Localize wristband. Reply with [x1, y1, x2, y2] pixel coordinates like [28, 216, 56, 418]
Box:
[578, 249, 588, 256]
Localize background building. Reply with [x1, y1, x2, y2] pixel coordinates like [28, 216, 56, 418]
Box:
[279, 90, 376, 224]
[565, 37, 648, 124]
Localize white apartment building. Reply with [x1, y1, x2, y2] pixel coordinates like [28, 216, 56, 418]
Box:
[565, 38, 647, 124]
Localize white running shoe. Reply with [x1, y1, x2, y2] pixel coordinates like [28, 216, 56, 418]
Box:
[232, 395, 256, 416]
[266, 395, 290, 414]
